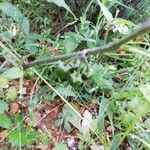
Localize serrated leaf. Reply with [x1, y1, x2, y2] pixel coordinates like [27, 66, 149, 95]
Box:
[0, 2, 30, 35]
[0, 100, 8, 113]
[96, 0, 113, 22]
[91, 64, 113, 90]
[0, 114, 12, 129]
[61, 32, 79, 53]
[2, 67, 23, 79]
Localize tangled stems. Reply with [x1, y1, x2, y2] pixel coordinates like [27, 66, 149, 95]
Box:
[23, 18, 150, 70]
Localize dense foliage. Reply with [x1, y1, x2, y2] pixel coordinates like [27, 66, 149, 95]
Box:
[0, 0, 150, 149]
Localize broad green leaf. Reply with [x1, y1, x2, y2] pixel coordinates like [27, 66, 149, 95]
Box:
[96, 0, 114, 22]
[53, 142, 68, 150]
[0, 2, 30, 35]
[0, 114, 12, 129]
[9, 130, 39, 147]
[61, 32, 79, 53]
[53, 86, 76, 98]
[6, 86, 17, 101]
[9, 130, 27, 147]
[0, 2, 22, 22]
[47, 0, 76, 19]
[47, 0, 70, 11]
[0, 100, 8, 113]
[63, 104, 82, 132]
[62, 37, 77, 53]
[2, 67, 23, 79]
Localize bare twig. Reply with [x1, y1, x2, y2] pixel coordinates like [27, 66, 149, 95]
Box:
[23, 19, 150, 69]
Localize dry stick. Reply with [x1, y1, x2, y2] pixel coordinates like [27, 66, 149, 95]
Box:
[23, 19, 150, 70]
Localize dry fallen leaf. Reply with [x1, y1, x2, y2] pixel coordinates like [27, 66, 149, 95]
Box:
[0, 130, 8, 139]
[9, 102, 19, 115]
[90, 144, 105, 150]
[20, 100, 28, 108]
[81, 110, 93, 133]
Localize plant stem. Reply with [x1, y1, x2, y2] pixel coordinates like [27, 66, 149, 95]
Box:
[23, 18, 150, 70]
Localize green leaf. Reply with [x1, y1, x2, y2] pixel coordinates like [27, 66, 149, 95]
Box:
[55, 118, 63, 127]
[24, 39, 38, 52]
[120, 112, 135, 127]
[0, 2, 30, 35]
[21, 17, 30, 36]
[61, 32, 79, 53]
[0, 100, 8, 113]
[47, 0, 75, 19]
[0, 2, 22, 22]
[26, 131, 40, 144]
[111, 133, 122, 150]
[71, 71, 83, 83]
[96, 0, 114, 22]
[9, 130, 39, 147]
[97, 95, 106, 134]
[2, 67, 23, 79]
[0, 76, 8, 89]
[9, 130, 27, 147]
[0, 114, 12, 129]
[53, 86, 76, 98]
[91, 64, 113, 90]
[53, 142, 68, 150]
[47, 0, 69, 11]
[63, 104, 82, 132]
[64, 121, 71, 133]
[140, 83, 150, 102]
[6, 86, 17, 101]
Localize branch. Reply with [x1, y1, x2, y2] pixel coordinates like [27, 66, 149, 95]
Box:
[23, 19, 150, 69]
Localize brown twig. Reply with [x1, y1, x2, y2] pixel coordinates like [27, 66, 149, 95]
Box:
[22, 18, 150, 70]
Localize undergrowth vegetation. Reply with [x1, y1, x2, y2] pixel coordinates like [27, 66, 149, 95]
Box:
[0, 0, 150, 149]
